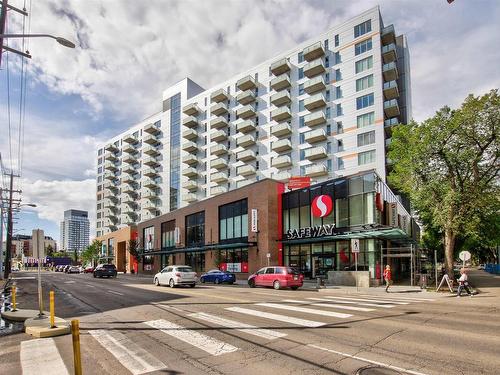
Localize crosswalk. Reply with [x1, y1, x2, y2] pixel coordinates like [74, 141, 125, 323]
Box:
[18, 293, 435, 374]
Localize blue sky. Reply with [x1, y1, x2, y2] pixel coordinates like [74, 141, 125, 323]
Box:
[1, 0, 499, 244]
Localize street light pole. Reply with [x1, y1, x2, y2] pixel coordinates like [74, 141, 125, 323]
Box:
[4, 172, 14, 279]
[0, 34, 76, 48]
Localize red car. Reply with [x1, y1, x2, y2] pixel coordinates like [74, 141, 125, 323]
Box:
[248, 266, 304, 290]
[83, 266, 94, 274]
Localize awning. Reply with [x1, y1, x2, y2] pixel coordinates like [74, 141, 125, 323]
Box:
[279, 228, 413, 245]
[138, 242, 256, 256]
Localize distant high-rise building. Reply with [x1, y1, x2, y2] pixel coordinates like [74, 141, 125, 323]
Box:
[60, 209, 90, 253]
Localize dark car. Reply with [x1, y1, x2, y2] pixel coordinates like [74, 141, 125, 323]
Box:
[200, 269, 236, 284]
[93, 264, 117, 278]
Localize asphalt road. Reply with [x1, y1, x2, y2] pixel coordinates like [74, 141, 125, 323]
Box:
[1, 271, 499, 375]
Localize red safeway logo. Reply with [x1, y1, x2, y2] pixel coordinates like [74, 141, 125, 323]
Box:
[311, 195, 333, 218]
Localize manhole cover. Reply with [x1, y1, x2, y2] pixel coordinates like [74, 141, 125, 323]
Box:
[357, 366, 403, 375]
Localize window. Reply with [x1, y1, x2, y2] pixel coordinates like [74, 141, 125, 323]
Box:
[298, 84, 305, 95]
[325, 72, 330, 82]
[143, 226, 155, 251]
[326, 107, 331, 119]
[300, 149, 306, 160]
[358, 150, 376, 165]
[217, 248, 248, 267]
[298, 51, 304, 63]
[299, 116, 305, 127]
[338, 157, 344, 170]
[186, 211, 205, 246]
[326, 90, 330, 101]
[299, 133, 306, 144]
[326, 125, 331, 136]
[337, 122, 343, 134]
[357, 112, 375, 128]
[299, 100, 305, 112]
[355, 39, 372, 55]
[334, 34, 339, 47]
[334, 69, 342, 81]
[333, 51, 341, 64]
[356, 93, 374, 110]
[338, 139, 344, 152]
[355, 56, 373, 74]
[324, 39, 329, 50]
[325, 56, 330, 68]
[298, 67, 304, 79]
[161, 220, 175, 248]
[219, 199, 248, 242]
[327, 159, 332, 171]
[336, 103, 343, 116]
[356, 74, 373, 91]
[335, 86, 342, 99]
[357, 131, 375, 147]
[354, 20, 371, 38]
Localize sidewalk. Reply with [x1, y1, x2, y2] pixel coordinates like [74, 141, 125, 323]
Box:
[468, 269, 500, 296]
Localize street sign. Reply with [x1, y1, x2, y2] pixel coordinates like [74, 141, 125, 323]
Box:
[266, 253, 271, 258]
[459, 251, 471, 261]
[251, 209, 258, 232]
[32, 229, 45, 259]
[351, 238, 360, 253]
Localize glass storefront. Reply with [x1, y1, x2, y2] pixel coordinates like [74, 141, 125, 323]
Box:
[185, 251, 205, 272]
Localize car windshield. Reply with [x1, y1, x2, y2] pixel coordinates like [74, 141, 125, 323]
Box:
[176, 267, 193, 273]
[103, 264, 116, 269]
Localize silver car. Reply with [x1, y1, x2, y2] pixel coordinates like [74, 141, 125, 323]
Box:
[154, 265, 197, 288]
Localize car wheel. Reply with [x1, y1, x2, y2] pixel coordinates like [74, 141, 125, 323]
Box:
[273, 280, 281, 290]
[248, 279, 255, 288]
[200, 277, 205, 284]
[215, 278, 220, 285]
[291, 286, 299, 290]
[154, 277, 160, 286]
[190, 284, 196, 288]
[169, 279, 175, 288]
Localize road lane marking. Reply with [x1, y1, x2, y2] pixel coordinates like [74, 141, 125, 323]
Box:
[306, 297, 396, 308]
[144, 319, 238, 356]
[11, 276, 36, 280]
[256, 303, 352, 318]
[64, 281, 75, 284]
[84, 284, 96, 288]
[89, 330, 167, 374]
[189, 312, 287, 340]
[20, 338, 69, 375]
[227, 307, 326, 327]
[320, 296, 409, 305]
[308, 344, 429, 375]
[357, 294, 434, 302]
[282, 299, 374, 312]
[107, 290, 124, 296]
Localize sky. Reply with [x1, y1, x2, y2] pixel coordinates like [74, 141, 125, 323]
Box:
[1, 0, 499, 243]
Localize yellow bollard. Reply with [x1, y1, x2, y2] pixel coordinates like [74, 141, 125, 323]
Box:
[11, 285, 17, 311]
[71, 320, 82, 375]
[50, 291, 55, 328]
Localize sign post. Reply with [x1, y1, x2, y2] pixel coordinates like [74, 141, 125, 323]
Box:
[459, 251, 471, 269]
[351, 239, 360, 291]
[32, 229, 45, 318]
[266, 252, 270, 266]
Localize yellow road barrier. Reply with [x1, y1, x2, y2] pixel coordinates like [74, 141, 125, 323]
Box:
[50, 291, 55, 328]
[71, 320, 82, 375]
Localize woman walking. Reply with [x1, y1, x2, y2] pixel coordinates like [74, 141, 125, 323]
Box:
[457, 268, 473, 297]
[383, 265, 392, 293]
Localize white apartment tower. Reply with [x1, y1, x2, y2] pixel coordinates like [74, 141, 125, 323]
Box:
[96, 7, 411, 237]
[60, 209, 90, 252]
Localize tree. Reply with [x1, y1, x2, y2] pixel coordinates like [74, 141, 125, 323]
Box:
[128, 239, 139, 273]
[81, 240, 102, 267]
[388, 90, 500, 277]
[45, 244, 54, 256]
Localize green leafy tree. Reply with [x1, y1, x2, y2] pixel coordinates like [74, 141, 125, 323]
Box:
[45, 244, 54, 256]
[81, 240, 103, 267]
[128, 239, 140, 273]
[388, 90, 500, 277]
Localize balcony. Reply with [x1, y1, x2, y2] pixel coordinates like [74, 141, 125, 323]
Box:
[383, 80, 399, 100]
[382, 43, 397, 63]
[211, 186, 227, 196]
[271, 123, 292, 137]
[304, 128, 327, 143]
[236, 119, 256, 134]
[104, 172, 117, 181]
[122, 153, 137, 164]
[182, 167, 198, 178]
[304, 146, 327, 160]
[382, 62, 399, 81]
[143, 168, 159, 178]
[123, 134, 138, 144]
[304, 93, 327, 111]
[211, 158, 228, 170]
[104, 209, 118, 218]
[211, 143, 228, 156]
[304, 111, 326, 127]
[105, 152, 118, 162]
[182, 154, 199, 166]
[182, 141, 198, 153]
[271, 155, 292, 168]
[272, 139, 292, 153]
[183, 103, 201, 116]
[143, 178, 158, 188]
[211, 171, 228, 183]
[384, 99, 400, 118]
[304, 59, 326, 78]
[270, 58, 291, 76]
[122, 164, 137, 174]
[143, 157, 160, 167]
[236, 105, 256, 120]
[104, 182, 118, 190]
[104, 162, 118, 172]
[238, 165, 256, 177]
[211, 129, 227, 143]
[182, 116, 198, 128]
[236, 134, 256, 148]
[271, 107, 291, 122]
[104, 199, 117, 208]
[122, 143, 137, 154]
[211, 102, 228, 116]
[143, 200, 159, 211]
[381, 24, 396, 46]
[121, 216, 136, 225]
[210, 116, 228, 130]
[121, 173, 135, 184]
[122, 195, 135, 204]
[237, 149, 256, 162]
[122, 207, 138, 216]
[236, 75, 257, 91]
[270, 91, 291, 107]
[182, 180, 198, 192]
[144, 123, 161, 135]
[184, 193, 197, 203]
[141, 189, 158, 199]
[143, 146, 160, 156]
[182, 128, 198, 141]
[105, 143, 118, 153]
[273, 171, 291, 181]
[236, 90, 255, 105]
[122, 183, 138, 194]
[270, 74, 291, 91]
[143, 134, 160, 146]
[211, 88, 229, 103]
[304, 76, 326, 94]
[305, 163, 328, 177]
[303, 41, 325, 61]
[384, 117, 400, 136]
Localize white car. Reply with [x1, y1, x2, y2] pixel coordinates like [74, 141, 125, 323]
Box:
[154, 265, 197, 288]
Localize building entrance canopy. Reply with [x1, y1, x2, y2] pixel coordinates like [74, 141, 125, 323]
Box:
[138, 242, 256, 257]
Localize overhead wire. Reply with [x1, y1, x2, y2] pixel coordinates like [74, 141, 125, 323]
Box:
[17, 0, 27, 178]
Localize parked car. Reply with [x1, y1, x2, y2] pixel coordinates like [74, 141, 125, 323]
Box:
[55, 265, 64, 272]
[67, 266, 81, 274]
[154, 265, 196, 288]
[63, 265, 71, 273]
[200, 269, 236, 284]
[83, 266, 94, 273]
[478, 264, 485, 270]
[93, 264, 117, 278]
[248, 266, 303, 290]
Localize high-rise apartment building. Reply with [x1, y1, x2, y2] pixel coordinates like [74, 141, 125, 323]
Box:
[60, 209, 90, 253]
[96, 6, 411, 237]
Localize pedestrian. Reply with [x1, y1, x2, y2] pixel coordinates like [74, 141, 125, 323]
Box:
[383, 265, 392, 293]
[457, 268, 473, 297]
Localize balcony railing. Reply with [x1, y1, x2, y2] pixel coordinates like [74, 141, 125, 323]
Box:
[210, 116, 228, 130]
[270, 74, 291, 91]
[238, 165, 256, 177]
[211, 143, 228, 156]
[273, 171, 291, 181]
[304, 111, 326, 127]
[105, 143, 118, 153]
[211, 186, 227, 196]
[211, 129, 227, 143]
[182, 128, 198, 141]
[271, 123, 292, 137]
[211, 171, 228, 183]
[304, 146, 327, 160]
[143, 146, 160, 156]
[271, 155, 292, 168]
[210, 88, 229, 103]
[304, 128, 327, 143]
[211, 158, 228, 170]
[272, 139, 292, 152]
[270, 91, 291, 107]
[381, 24, 396, 46]
[182, 141, 198, 153]
[236, 90, 256, 105]
[304, 93, 327, 111]
[302, 41, 325, 61]
[236, 119, 256, 134]
[384, 99, 400, 117]
[184, 193, 197, 203]
[382, 43, 397, 63]
[182, 103, 201, 116]
[105, 152, 118, 161]
[237, 149, 256, 162]
[143, 168, 159, 178]
[304, 76, 326, 94]
[236, 75, 257, 91]
[182, 115, 198, 128]
[182, 167, 198, 178]
[144, 123, 161, 135]
[182, 154, 198, 166]
[305, 163, 328, 177]
[383, 80, 399, 100]
[123, 134, 138, 144]
[143, 157, 159, 167]
[304, 59, 326, 78]
[182, 180, 198, 191]
[270, 58, 291, 76]
[236, 134, 256, 148]
[271, 107, 291, 122]
[236, 105, 256, 119]
[382, 62, 398, 81]
[143, 135, 161, 145]
[211, 102, 229, 116]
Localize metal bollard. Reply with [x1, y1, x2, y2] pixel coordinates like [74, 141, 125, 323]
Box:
[11, 285, 17, 311]
[71, 320, 82, 375]
[50, 291, 55, 328]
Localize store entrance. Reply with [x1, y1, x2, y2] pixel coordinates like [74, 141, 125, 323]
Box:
[312, 255, 335, 278]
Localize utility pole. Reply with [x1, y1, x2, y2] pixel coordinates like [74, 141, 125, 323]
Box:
[0, 0, 8, 67]
[0, 188, 4, 278]
[0, 0, 33, 67]
[3, 172, 21, 279]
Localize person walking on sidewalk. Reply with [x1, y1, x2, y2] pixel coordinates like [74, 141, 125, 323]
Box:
[457, 268, 473, 297]
[383, 265, 392, 293]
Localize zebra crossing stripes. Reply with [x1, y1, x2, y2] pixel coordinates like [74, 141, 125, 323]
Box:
[226, 306, 326, 327]
[20, 338, 69, 375]
[357, 294, 435, 302]
[282, 299, 375, 312]
[320, 296, 409, 305]
[89, 330, 167, 374]
[255, 302, 353, 318]
[306, 297, 397, 308]
[189, 312, 287, 340]
[144, 319, 238, 356]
